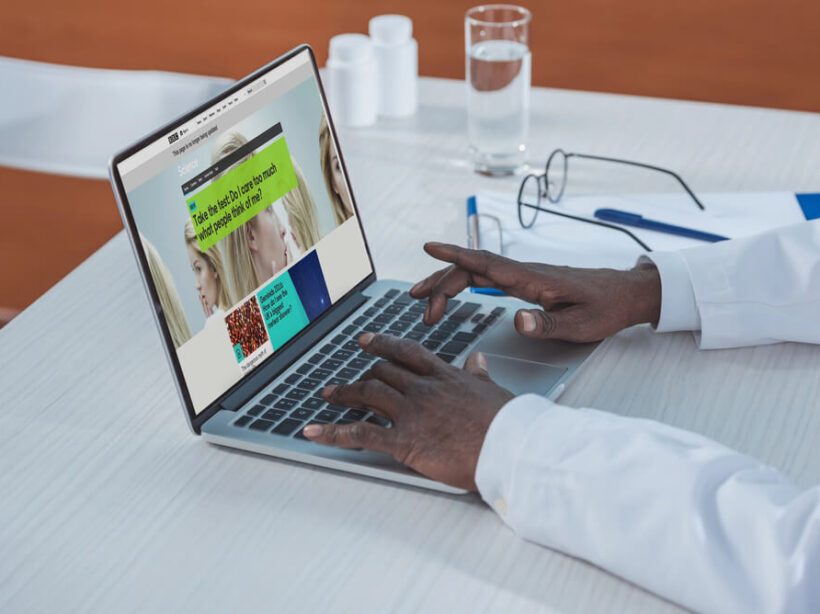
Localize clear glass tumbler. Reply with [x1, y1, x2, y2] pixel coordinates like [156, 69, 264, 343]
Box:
[465, 5, 531, 175]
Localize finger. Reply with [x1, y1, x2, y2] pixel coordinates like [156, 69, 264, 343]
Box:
[324, 379, 404, 421]
[514, 308, 565, 339]
[423, 243, 523, 288]
[462, 351, 491, 381]
[424, 266, 473, 324]
[303, 421, 397, 454]
[366, 360, 418, 393]
[410, 266, 451, 298]
[358, 333, 442, 375]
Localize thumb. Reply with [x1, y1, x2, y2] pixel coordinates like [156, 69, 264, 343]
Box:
[463, 351, 491, 381]
[514, 308, 562, 339]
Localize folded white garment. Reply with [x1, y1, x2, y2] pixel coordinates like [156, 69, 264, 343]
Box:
[0, 56, 232, 178]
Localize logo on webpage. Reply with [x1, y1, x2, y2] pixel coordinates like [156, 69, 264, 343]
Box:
[168, 131, 180, 145]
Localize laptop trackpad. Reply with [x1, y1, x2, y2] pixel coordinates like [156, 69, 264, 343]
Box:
[482, 353, 567, 396]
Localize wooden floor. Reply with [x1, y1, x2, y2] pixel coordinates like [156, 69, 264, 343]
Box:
[2, 0, 819, 314]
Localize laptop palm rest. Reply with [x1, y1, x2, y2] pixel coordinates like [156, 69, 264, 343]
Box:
[481, 353, 567, 396]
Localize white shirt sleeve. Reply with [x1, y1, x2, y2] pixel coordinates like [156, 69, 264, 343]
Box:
[475, 394, 820, 614]
[644, 219, 820, 349]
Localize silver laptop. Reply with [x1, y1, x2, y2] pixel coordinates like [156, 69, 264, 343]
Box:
[109, 45, 598, 495]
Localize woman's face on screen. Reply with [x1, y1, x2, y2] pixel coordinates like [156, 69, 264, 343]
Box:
[187, 245, 219, 314]
[250, 207, 288, 280]
[330, 152, 354, 216]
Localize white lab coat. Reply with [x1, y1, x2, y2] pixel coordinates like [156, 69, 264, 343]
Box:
[475, 220, 820, 614]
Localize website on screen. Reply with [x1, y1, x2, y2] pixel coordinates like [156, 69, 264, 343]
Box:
[119, 53, 371, 413]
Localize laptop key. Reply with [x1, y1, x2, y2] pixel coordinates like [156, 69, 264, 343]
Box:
[297, 378, 321, 390]
[326, 404, 349, 412]
[263, 408, 287, 420]
[348, 358, 369, 370]
[394, 292, 413, 305]
[321, 358, 343, 370]
[441, 340, 468, 355]
[374, 313, 393, 324]
[491, 307, 506, 316]
[473, 323, 488, 334]
[437, 353, 457, 364]
[453, 331, 478, 343]
[332, 349, 354, 360]
[343, 324, 358, 335]
[308, 353, 323, 365]
[249, 419, 274, 432]
[385, 289, 400, 298]
[428, 330, 450, 341]
[408, 302, 426, 313]
[399, 311, 419, 322]
[385, 304, 403, 315]
[336, 418, 356, 425]
[310, 368, 333, 380]
[248, 404, 266, 417]
[261, 394, 277, 405]
[354, 315, 368, 326]
[404, 330, 424, 341]
[274, 398, 297, 410]
[286, 388, 309, 400]
[364, 322, 383, 333]
[337, 367, 360, 380]
[285, 373, 301, 385]
[444, 299, 462, 313]
[344, 409, 367, 420]
[383, 329, 402, 337]
[273, 383, 290, 395]
[343, 340, 360, 351]
[273, 419, 302, 436]
[291, 408, 315, 420]
[332, 334, 347, 345]
[317, 409, 342, 421]
[471, 313, 484, 323]
[302, 397, 324, 410]
[389, 320, 410, 332]
[296, 363, 313, 375]
[374, 298, 388, 308]
[365, 307, 378, 317]
[422, 340, 441, 350]
[327, 377, 347, 386]
[413, 323, 433, 333]
[234, 415, 252, 427]
[357, 351, 377, 362]
[450, 302, 480, 321]
[439, 319, 460, 332]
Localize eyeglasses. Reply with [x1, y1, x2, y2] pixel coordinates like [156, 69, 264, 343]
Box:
[517, 149, 706, 252]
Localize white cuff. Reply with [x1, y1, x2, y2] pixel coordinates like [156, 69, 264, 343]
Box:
[640, 251, 701, 333]
[475, 394, 557, 518]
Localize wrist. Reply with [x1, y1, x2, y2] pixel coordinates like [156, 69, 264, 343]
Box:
[627, 262, 661, 327]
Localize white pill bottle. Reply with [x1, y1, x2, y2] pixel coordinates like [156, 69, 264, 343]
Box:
[325, 34, 379, 127]
[368, 15, 418, 117]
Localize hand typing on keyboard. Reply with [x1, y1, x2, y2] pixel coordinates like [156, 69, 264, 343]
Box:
[303, 332, 514, 491]
[410, 242, 662, 343]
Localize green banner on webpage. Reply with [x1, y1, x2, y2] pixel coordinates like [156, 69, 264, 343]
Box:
[186, 137, 297, 251]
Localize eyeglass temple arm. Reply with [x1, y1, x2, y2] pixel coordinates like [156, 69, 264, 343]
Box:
[520, 203, 653, 251]
[568, 153, 706, 211]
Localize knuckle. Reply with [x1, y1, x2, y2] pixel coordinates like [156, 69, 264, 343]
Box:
[347, 422, 370, 445]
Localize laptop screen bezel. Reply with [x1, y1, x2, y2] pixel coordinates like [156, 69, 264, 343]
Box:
[109, 45, 377, 433]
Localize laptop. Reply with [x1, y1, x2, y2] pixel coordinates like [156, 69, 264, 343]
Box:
[109, 45, 598, 495]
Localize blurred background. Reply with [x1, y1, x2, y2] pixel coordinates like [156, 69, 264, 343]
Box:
[2, 0, 819, 324]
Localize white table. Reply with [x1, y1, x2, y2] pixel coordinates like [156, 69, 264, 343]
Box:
[3, 78, 820, 613]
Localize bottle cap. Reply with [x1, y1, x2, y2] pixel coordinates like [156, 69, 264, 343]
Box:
[328, 33, 374, 63]
[368, 15, 412, 45]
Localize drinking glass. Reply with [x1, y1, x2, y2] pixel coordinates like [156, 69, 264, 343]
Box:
[465, 5, 531, 175]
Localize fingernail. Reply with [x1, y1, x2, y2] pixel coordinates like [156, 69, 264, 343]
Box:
[410, 281, 423, 294]
[359, 332, 375, 346]
[322, 384, 337, 398]
[475, 351, 487, 370]
[520, 311, 536, 332]
[303, 425, 322, 437]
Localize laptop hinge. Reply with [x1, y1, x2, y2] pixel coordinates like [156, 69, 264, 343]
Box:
[217, 290, 369, 413]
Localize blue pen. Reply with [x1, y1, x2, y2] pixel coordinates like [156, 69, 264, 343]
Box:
[466, 196, 507, 296]
[594, 208, 729, 243]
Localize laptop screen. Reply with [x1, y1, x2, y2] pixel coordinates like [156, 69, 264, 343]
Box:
[115, 48, 373, 415]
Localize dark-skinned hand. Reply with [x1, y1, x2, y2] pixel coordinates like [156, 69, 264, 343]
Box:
[410, 242, 662, 343]
[304, 333, 514, 491]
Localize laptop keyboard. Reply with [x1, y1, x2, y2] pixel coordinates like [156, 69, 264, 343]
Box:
[230, 288, 505, 441]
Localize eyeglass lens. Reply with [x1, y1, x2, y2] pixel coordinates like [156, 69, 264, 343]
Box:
[517, 174, 542, 228]
[545, 149, 568, 203]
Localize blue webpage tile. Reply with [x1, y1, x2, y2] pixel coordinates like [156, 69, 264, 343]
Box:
[796, 193, 820, 220]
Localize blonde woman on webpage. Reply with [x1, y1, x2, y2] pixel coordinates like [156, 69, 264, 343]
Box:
[319, 114, 353, 226]
[184, 219, 235, 320]
[141, 235, 192, 349]
[281, 159, 321, 254]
